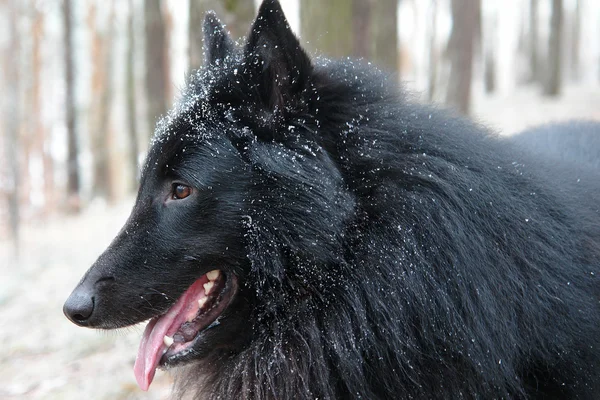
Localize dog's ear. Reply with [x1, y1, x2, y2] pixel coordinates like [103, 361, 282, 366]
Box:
[203, 12, 234, 65]
[243, 0, 312, 113]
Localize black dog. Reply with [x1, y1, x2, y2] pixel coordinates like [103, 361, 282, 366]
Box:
[512, 120, 600, 170]
[64, 1, 600, 398]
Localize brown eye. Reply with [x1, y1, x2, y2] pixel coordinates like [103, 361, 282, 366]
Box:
[172, 184, 192, 200]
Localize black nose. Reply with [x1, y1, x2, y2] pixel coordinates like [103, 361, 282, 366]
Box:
[63, 289, 95, 326]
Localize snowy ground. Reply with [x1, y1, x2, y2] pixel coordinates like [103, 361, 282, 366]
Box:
[0, 200, 173, 399]
[473, 84, 600, 135]
[1, 86, 599, 400]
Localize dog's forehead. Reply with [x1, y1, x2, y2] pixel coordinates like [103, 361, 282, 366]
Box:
[151, 59, 251, 144]
[152, 79, 215, 144]
[141, 68, 250, 176]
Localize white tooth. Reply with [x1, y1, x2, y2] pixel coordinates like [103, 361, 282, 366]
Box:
[197, 297, 207, 308]
[163, 335, 174, 347]
[206, 270, 220, 281]
[203, 281, 214, 295]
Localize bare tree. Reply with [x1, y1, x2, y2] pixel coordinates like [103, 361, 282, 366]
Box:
[484, 14, 497, 94]
[2, 0, 20, 246]
[302, 0, 398, 72]
[31, 7, 55, 214]
[543, 0, 563, 96]
[529, 0, 539, 82]
[145, 0, 170, 139]
[63, 0, 81, 211]
[127, 0, 139, 187]
[352, 0, 372, 59]
[19, 2, 33, 211]
[188, 0, 205, 70]
[371, 0, 398, 76]
[88, 1, 117, 201]
[427, 0, 438, 101]
[301, 0, 353, 58]
[189, 0, 255, 71]
[446, 0, 481, 114]
[570, 0, 580, 80]
[484, 51, 496, 94]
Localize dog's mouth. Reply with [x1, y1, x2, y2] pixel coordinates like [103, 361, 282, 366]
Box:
[134, 269, 238, 391]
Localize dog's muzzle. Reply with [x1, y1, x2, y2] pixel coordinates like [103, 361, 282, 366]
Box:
[63, 284, 95, 326]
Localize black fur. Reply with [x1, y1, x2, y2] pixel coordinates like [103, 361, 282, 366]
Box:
[512, 120, 600, 170]
[203, 11, 234, 66]
[65, 1, 600, 398]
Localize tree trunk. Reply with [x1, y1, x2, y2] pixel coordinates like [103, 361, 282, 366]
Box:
[484, 14, 497, 94]
[188, 0, 204, 71]
[127, 0, 140, 187]
[352, 0, 372, 60]
[529, 0, 539, 82]
[484, 51, 496, 93]
[63, 0, 81, 212]
[371, 0, 398, 76]
[570, 0, 580, 80]
[88, 1, 117, 201]
[188, 0, 255, 71]
[302, 0, 397, 73]
[446, 0, 480, 115]
[145, 0, 170, 139]
[31, 7, 54, 215]
[543, 0, 563, 96]
[3, 0, 20, 247]
[18, 1, 32, 213]
[99, 2, 116, 201]
[300, 0, 353, 58]
[427, 0, 438, 101]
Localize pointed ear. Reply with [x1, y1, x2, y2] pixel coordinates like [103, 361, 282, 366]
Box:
[203, 11, 234, 65]
[244, 0, 312, 112]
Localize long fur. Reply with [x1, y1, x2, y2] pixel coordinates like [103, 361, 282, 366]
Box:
[67, 1, 600, 399]
[166, 2, 600, 399]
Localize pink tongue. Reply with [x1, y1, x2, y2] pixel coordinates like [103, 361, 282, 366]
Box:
[134, 278, 207, 391]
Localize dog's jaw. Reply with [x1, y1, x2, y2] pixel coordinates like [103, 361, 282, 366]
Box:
[134, 270, 238, 391]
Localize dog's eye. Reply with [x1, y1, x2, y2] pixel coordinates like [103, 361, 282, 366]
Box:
[172, 184, 192, 200]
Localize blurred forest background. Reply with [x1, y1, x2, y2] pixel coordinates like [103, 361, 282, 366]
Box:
[1, 0, 600, 244]
[1, 0, 599, 398]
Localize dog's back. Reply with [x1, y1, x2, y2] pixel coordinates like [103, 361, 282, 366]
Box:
[512, 120, 600, 170]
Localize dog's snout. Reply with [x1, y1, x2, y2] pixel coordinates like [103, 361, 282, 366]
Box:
[63, 287, 95, 326]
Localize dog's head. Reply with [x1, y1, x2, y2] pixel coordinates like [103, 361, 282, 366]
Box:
[64, 0, 354, 391]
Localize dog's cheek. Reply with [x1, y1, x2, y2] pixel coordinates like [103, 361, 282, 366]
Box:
[194, 287, 254, 353]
